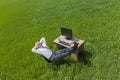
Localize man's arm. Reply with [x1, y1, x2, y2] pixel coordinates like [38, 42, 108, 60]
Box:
[32, 47, 40, 54]
[40, 37, 48, 47]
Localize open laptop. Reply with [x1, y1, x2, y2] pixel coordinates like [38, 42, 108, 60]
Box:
[61, 27, 73, 40]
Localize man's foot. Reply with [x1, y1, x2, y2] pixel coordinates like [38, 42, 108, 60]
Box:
[73, 41, 79, 52]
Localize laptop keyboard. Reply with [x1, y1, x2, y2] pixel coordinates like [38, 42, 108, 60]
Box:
[58, 39, 71, 47]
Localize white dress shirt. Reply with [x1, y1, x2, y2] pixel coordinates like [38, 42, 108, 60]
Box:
[32, 37, 52, 59]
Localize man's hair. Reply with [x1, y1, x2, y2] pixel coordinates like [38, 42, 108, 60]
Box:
[35, 41, 41, 47]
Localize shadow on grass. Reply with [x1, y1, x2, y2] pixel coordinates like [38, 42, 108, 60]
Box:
[52, 59, 71, 65]
[51, 50, 93, 67]
[78, 50, 93, 67]
[47, 59, 71, 70]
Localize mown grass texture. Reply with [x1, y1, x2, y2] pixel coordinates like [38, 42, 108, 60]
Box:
[0, 0, 120, 80]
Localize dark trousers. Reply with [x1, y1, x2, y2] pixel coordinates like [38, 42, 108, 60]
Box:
[49, 47, 74, 62]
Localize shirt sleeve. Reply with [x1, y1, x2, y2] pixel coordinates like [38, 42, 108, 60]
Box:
[32, 47, 41, 54]
[39, 37, 48, 47]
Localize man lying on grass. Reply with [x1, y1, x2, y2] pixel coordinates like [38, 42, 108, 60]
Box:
[32, 37, 78, 62]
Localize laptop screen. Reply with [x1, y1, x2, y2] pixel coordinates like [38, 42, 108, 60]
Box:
[61, 27, 72, 38]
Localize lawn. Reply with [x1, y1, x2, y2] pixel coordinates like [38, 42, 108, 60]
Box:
[0, 0, 120, 80]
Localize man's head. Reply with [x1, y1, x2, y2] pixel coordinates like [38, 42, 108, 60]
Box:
[35, 41, 43, 48]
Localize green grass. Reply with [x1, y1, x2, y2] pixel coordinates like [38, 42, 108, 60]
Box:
[0, 0, 120, 80]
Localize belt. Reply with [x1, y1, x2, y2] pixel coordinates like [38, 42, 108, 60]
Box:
[48, 51, 56, 62]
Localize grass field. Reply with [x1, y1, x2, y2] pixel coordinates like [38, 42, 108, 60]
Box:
[0, 0, 120, 80]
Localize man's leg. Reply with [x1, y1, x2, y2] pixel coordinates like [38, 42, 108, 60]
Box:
[55, 48, 73, 55]
[50, 42, 78, 62]
[50, 48, 74, 61]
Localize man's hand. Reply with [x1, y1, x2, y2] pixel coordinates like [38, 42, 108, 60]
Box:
[35, 41, 43, 48]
